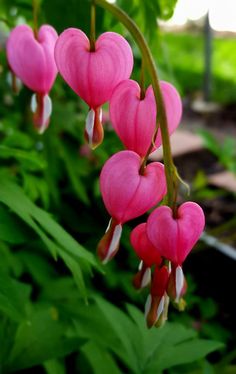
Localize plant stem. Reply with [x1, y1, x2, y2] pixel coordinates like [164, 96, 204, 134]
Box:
[32, 0, 38, 39]
[94, 0, 178, 209]
[140, 58, 146, 100]
[90, 2, 96, 51]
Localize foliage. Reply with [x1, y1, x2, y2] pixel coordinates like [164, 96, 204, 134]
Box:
[199, 129, 236, 174]
[156, 33, 236, 104]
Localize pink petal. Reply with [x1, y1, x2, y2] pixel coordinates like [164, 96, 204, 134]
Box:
[130, 223, 162, 267]
[110, 80, 156, 157]
[147, 202, 205, 265]
[7, 25, 58, 94]
[154, 81, 182, 149]
[109, 80, 182, 157]
[100, 150, 166, 223]
[55, 29, 133, 108]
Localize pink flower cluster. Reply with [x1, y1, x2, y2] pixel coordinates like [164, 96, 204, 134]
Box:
[6, 23, 205, 327]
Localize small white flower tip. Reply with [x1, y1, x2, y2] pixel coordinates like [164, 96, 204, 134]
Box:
[138, 260, 143, 271]
[102, 224, 122, 265]
[144, 294, 152, 319]
[156, 295, 165, 321]
[141, 267, 151, 288]
[85, 109, 95, 146]
[175, 265, 184, 303]
[31, 94, 37, 113]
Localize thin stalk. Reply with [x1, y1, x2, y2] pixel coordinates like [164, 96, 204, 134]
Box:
[32, 0, 38, 39]
[140, 58, 146, 100]
[94, 0, 178, 209]
[90, 2, 96, 51]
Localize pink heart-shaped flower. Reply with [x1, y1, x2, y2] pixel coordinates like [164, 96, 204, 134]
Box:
[109, 79, 182, 157]
[100, 150, 166, 223]
[130, 223, 161, 267]
[54, 28, 133, 109]
[7, 25, 58, 94]
[147, 202, 205, 265]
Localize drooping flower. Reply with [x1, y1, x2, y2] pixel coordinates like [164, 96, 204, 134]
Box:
[145, 265, 170, 328]
[54, 28, 133, 148]
[109, 79, 182, 157]
[146, 202, 205, 305]
[167, 263, 187, 307]
[6, 24, 58, 133]
[147, 202, 205, 266]
[97, 150, 166, 263]
[130, 223, 161, 288]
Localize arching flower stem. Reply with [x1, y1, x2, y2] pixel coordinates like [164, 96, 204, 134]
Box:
[32, 0, 39, 39]
[90, 2, 96, 51]
[93, 0, 178, 210]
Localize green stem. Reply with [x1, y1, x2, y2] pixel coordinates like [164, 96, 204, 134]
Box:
[32, 0, 38, 39]
[90, 2, 96, 51]
[94, 0, 178, 209]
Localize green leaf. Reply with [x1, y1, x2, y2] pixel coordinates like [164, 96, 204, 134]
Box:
[0, 272, 31, 322]
[5, 307, 84, 372]
[16, 251, 58, 286]
[59, 140, 90, 205]
[0, 180, 102, 297]
[0, 205, 30, 244]
[0, 145, 46, 169]
[146, 339, 224, 372]
[81, 341, 121, 374]
[43, 359, 66, 374]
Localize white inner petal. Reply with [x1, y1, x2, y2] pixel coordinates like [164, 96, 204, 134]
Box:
[85, 109, 95, 146]
[141, 267, 151, 288]
[30, 94, 37, 113]
[138, 260, 143, 271]
[105, 218, 112, 233]
[102, 224, 122, 264]
[156, 295, 165, 321]
[99, 107, 102, 123]
[144, 294, 152, 319]
[175, 265, 184, 302]
[38, 95, 52, 134]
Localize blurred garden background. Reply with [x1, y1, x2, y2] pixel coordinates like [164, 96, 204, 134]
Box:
[0, 0, 236, 373]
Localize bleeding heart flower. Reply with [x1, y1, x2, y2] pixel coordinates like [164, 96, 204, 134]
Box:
[145, 265, 170, 328]
[109, 79, 182, 157]
[147, 202, 205, 265]
[131, 223, 162, 289]
[97, 150, 166, 263]
[167, 264, 187, 307]
[7, 24, 58, 133]
[54, 28, 133, 148]
[131, 223, 162, 267]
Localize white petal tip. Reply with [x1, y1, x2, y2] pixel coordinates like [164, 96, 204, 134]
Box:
[156, 295, 165, 321]
[144, 294, 152, 319]
[175, 266, 184, 302]
[85, 109, 95, 146]
[138, 260, 143, 271]
[102, 224, 122, 264]
[141, 267, 151, 288]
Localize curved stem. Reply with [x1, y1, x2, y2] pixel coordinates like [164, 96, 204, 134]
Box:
[90, 2, 96, 51]
[94, 0, 178, 209]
